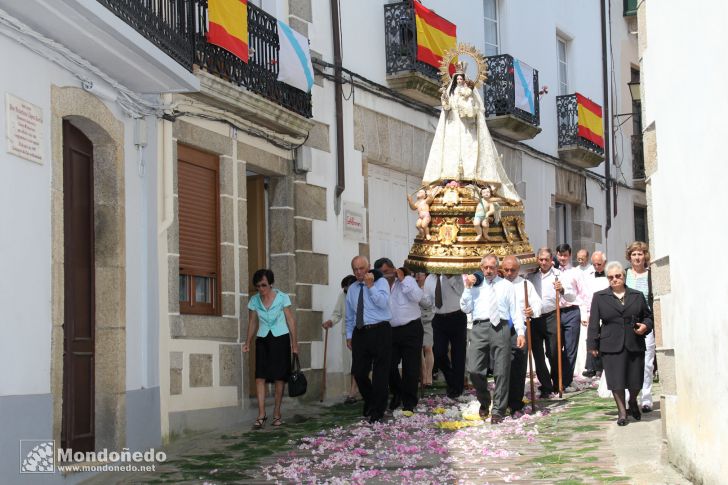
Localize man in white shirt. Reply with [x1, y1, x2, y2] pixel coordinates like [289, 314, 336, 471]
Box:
[423, 272, 467, 399]
[461, 255, 524, 424]
[576, 248, 595, 276]
[581, 250, 608, 378]
[555, 243, 590, 391]
[501, 256, 542, 416]
[374, 258, 424, 413]
[526, 247, 576, 397]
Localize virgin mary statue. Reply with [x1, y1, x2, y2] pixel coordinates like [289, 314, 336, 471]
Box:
[422, 61, 520, 202]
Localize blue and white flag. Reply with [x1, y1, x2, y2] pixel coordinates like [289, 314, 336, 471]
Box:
[277, 20, 314, 93]
[513, 59, 535, 115]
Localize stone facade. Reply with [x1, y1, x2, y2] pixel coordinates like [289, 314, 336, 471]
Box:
[50, 86, 127, 452]
[162, 87, 334, 432]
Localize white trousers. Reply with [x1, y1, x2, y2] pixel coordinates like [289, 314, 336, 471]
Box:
[640, 332, 656, 407]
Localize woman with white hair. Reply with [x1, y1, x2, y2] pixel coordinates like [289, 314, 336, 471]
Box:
[587, 261, 653, 426]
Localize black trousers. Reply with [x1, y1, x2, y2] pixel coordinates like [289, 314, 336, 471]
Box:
[389, 319, 424, 411]
[352, 323, 392, 420]
[585, 347, 604, 373]
[530, 315, 553, 394]
[432, 310, 467, 397]
[533, 308, 576, 393]
[507, 327, 528, 412]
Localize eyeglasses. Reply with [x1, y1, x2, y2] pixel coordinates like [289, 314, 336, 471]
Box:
[255, 283, 269, 288]
[606, 274, 623, 280]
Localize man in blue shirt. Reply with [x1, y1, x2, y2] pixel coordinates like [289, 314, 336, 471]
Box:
[461, 255, 524, 424]
[346, 256, 392, 423]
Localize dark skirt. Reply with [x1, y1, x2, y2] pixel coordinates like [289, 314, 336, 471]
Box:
[602, 349, 645, 390]
[255, 332, 291, 382]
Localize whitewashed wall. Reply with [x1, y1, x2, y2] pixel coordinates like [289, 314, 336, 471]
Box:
[642, 0, 728, 482]
[0, 34, 158, 397]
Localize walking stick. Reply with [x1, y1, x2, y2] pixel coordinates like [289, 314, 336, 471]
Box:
[320, 327, 329, 402]
[555, 276, 564, 398]
[524, 280, 536, 412]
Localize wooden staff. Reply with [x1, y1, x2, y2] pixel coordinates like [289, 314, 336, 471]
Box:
[523, 280, 536, 412]
[555, 276, 564, 398]
[320, 327, 329, 402]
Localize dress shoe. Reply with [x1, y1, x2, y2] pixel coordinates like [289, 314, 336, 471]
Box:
[582, 370, 596, 378]
[628, 406, 642, 421]
[490, 414, 504, 425]
[478, 406, 490, 419]
[641, 404, 652, 413]
[617, 417, 627, 426]
[388, 395, 402, 411]
[368, 414, 383, 424]
[446, 390, 462, 400]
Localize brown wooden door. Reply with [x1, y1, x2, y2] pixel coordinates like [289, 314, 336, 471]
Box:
[246, 175, 267, 396]
[62, 120, 95, 453]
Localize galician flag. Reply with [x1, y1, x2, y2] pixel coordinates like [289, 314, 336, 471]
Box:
[513, 59, 535, 115]
[277, 20, 314, 93]
[207, 0, 249, 62]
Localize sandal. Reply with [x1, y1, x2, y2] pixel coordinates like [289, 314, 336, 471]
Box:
[253, 415, 267, 429]
[272, 416, 284, 427]
[343, 396, 358, 405]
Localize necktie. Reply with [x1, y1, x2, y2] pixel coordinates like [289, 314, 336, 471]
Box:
[355, 283, 365, 329]
[488, 280, 500, 326]
[435, 275, 443, 309]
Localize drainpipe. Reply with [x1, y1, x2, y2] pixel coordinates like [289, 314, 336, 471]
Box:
[331, 0, 345, 214]
[601, 0, 612, 238]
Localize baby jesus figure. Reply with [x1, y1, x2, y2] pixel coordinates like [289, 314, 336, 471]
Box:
[474, 185, 496, 241]
[407, 187, 441, 240]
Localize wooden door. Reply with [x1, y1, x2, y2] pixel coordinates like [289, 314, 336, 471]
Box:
[62, 120, 95, 452]
[246, 175, 267, 396]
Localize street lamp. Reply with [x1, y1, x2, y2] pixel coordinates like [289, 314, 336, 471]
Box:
[627, 81, 640, 103]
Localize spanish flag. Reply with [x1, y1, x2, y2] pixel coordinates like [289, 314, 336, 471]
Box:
[414, 2, 456, 69]
[208, 0, 249, 62]
[576, 93, 604, 148]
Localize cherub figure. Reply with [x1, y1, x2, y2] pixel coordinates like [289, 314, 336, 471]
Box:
[408, 186, 441, 240]
[474, 185, 497, 241]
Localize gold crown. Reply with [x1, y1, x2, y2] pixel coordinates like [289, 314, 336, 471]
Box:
[454, 60, 468, 76]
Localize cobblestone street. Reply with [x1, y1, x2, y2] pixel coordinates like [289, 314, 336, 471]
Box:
[83, 379, 687, 484]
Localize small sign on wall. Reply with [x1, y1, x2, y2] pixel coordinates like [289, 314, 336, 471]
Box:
[6, 93, 44, 164]
[343, 201, 367, 243]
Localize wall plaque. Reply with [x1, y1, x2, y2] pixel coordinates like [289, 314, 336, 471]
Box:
[6, 93, 44, 164]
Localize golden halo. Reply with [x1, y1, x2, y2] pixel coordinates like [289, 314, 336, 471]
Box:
[439, 43, 488, 90]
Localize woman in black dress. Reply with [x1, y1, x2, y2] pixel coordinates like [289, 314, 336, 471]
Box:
[243, 269, 298, 428]
[587, 261, 652, 426]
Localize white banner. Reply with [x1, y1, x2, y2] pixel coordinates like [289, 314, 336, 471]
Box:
[513, 59, 535, 115]
[277, 20, 314, 93]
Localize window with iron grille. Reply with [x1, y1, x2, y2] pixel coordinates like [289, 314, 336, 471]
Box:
[178, 144, 221, 316]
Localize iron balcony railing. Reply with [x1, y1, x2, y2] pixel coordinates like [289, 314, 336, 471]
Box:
[632, 134, 645, 180]
[384, 0, 439, 81]
[556, 94, 605, 157]
[97, 0, 194, 71]
[97, 0, 312, 118]
[483, 54, 540, 127]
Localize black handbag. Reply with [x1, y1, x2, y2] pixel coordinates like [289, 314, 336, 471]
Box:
[288, 353, 307, 397]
